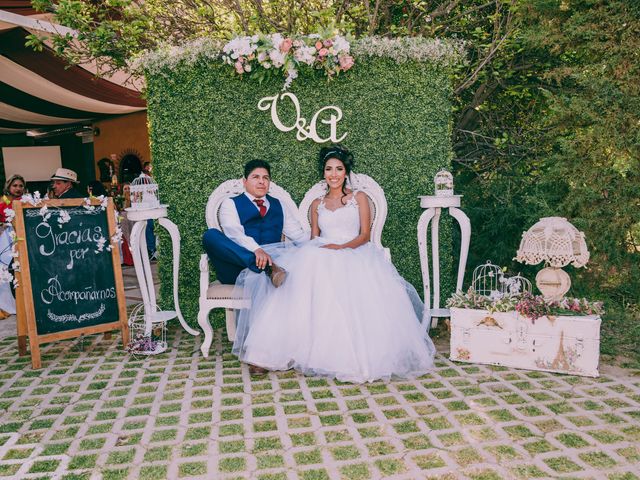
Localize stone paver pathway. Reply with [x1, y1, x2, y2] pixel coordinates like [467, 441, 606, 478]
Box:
[0, 326, 638, 480]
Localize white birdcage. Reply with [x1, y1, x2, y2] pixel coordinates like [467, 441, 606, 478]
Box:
[500, 273, 533, 296]
[434, 170, 454, 196]
[471, 261, 504, 297]
[126, 303, 167, 356]
[129, 173, 161, 210]
[472, 261, 532, 298]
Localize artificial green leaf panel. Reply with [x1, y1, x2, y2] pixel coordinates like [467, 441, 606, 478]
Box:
[146, 57, 454, 328]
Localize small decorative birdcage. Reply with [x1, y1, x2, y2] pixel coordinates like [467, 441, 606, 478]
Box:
[126, 303, 167, 356]
[129, 173, 161, 210]
[434, 170, 454, 196]
[499, 273, 533, 297]
[471, 261, 505, 297]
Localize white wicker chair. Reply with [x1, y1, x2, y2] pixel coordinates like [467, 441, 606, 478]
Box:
[198, 179, 299, 357]
[298, 173, 391, 260]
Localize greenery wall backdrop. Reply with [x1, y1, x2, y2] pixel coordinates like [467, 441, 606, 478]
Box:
[145, 56, 454, 327]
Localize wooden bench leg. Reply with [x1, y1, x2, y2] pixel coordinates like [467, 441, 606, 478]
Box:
[18, 336, 27, 356]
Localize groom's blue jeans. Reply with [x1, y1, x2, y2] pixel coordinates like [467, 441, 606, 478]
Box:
[202, 229, 262, 284]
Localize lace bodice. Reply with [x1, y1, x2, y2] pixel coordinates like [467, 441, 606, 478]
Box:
[317, 194, 360, 244]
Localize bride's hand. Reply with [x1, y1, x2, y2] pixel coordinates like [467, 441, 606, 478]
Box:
[321, 243, 343, 250]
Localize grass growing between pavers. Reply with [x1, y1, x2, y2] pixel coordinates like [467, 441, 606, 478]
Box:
[0, 326, 638, 479]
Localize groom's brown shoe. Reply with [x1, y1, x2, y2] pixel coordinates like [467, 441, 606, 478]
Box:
[265, 263, 287, 288]
[248, 364, 269, 376]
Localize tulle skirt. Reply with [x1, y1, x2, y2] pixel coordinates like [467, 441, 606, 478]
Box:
[232, 240, 436, 383]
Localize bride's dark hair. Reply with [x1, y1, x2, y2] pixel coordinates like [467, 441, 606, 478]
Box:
[318, 144, 354, 204]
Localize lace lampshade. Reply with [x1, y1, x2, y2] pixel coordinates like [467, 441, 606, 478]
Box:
[434, 170, 454, 196]
[129, 173, 161, 210]
[515, 217, 590, 300]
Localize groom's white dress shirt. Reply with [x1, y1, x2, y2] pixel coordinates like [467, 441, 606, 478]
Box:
[219, 192, 307, 252]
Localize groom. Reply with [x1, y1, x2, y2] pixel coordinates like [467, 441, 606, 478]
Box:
[202, 159, 306, 288]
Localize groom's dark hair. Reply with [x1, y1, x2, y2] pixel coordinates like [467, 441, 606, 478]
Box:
[244, 159, 271, 178]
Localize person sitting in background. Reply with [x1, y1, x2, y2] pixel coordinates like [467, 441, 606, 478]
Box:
[51, 168, 83, 199]
[0, 174, 25, 318]
[88, 180, 108, 197]
[0, 174, 25, 223]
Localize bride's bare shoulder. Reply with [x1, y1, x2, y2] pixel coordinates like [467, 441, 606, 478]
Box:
[354, 191, 368, 203]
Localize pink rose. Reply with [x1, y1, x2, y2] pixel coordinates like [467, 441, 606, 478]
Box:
[234, 61, 244, 74]
[280, 38, 293, 53]
[315, 41, 323, 50]
[339, 55, 354, 71]
[318, 48, 329, 57]
[323, 39, 333, 48]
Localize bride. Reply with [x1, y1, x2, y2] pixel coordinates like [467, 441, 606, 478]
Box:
[232, 145, 436, 383]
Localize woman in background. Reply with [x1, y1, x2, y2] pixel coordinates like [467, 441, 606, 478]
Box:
[0, 174, 25, 318]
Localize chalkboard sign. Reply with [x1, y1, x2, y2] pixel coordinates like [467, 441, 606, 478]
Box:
[13, 198, 128, 368]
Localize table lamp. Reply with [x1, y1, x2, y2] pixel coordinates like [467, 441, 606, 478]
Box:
[515, 217, 589, 300]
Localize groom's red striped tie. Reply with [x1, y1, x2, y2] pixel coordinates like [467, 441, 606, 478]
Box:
[254, 199, 267, 217]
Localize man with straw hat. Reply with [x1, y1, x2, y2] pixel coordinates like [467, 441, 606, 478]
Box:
[51, 168, 83, 199]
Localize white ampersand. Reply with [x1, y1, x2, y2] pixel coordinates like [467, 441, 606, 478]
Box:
[258, 93, 348, 144]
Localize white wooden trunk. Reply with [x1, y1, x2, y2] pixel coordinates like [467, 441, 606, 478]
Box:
[449, 307, 601, 377]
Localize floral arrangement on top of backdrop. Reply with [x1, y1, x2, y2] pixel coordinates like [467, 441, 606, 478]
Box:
[135, 33, 465, 90]
[222, 33, 354, 90]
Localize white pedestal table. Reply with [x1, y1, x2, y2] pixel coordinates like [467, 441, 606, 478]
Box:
[417, 195, 471, 328]
[126, 206, 199, 340]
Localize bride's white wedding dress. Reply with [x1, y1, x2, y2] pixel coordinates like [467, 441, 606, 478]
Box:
[232, 194, 436, 383]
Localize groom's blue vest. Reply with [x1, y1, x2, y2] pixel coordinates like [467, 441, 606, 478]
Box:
[232, 194, 284, 245]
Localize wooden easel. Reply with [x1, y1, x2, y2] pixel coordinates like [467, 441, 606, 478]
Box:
[13, 198, 129, 368]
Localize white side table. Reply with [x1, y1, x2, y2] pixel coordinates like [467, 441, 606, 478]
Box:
[417, 195, 471, 328]
[126, 206, 199, 338]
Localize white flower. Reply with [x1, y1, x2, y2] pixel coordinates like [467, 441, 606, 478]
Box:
[223, 36, 255, 59]
[294, 45, 316, 65]
[4, 208, 15, 224]
[257, 51, 267, 63]
[0, 265, 12, 284]
[270, 33, 284, 51]
[111, 227, 123, 246]
[269, 49, 286, 68]
[57, 210, 71, 227]
[283, 68, 298, 90]
[21, 191, 42, 206]
[488, 290, 503, 301]
[508, 281, 522, 294]
[95, 236, 107, 253]
[11, 260, 19, 271]
[83, 197, 95, 211]
[333, 35, 350, 53]
[39, 205, 52, 222]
